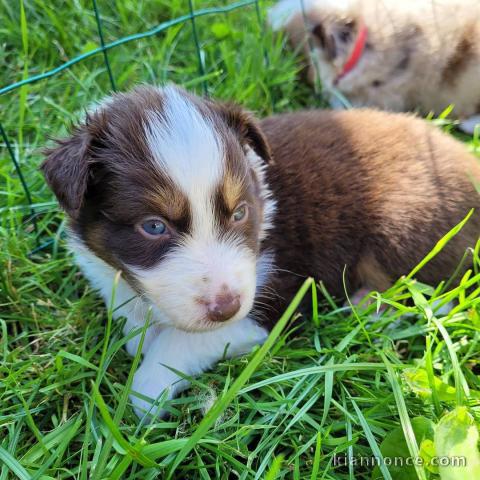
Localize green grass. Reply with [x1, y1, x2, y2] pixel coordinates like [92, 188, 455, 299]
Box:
[1, 1, 480, 479]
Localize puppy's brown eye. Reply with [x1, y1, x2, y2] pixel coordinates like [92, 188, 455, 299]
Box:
[231, 204, 248, 223]
[139, 218, 167, 238]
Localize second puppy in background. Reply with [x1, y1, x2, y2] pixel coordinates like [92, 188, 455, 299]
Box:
[269, 0, 480, 134]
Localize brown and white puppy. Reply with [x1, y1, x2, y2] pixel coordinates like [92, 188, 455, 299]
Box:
[42, 85, 480, 418]
[269, 0, 480, 134]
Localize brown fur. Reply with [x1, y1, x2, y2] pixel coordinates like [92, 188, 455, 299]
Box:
[260, 109, 480, 318]
[356, 254, 392, 292]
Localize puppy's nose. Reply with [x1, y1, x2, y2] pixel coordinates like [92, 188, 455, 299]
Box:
[207, 292, 241, 322]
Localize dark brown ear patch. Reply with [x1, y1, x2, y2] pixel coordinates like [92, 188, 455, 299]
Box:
[312, 23, 327, 48]
[41, 124, 92, 218]
[312, 23, 337, 60]
[212, 102, 272, 164]
[240, 115, 272, 163]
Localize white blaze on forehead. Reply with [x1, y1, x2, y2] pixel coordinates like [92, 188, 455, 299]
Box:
[144, 86, 223, 236]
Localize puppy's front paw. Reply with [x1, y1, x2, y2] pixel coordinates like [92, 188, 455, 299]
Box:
[130, 362, 188, 420]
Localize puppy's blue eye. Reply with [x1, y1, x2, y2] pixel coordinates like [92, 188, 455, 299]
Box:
[231, 204, 248, 223]
[141, 219, 166, 236]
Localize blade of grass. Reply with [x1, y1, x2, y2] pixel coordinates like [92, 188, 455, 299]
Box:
[406, 210, 473, 280]
[18, 0, 29, 148]
[381, 353, 426, 480]
[240, 362, 386, 393]
[341, 390, 354, 480]
[109, 456, 132, 480]
[320, 360, 334, 428]
[345, 390, 393, 480]
[431, 316, 469, 405]
[425, 336, 442, 415]
[310, 432, 322, 480]
[0, 446, 31, 480]
[311, 280, 319, 327]
[265, 454, 284, 480]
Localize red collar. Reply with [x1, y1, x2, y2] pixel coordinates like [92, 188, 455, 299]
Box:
[334, 25, 368, 84]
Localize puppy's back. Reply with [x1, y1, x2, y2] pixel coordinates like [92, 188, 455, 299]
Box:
[261, 109, 480, 295]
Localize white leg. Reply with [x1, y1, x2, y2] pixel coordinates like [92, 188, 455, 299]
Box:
[130, 317, 268, 418]
[459, 115, 480, 135]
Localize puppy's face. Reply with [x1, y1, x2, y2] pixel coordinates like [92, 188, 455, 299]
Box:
[42, 86, 275, 332]
[309, 15, 417, 111]
[270, 2, 361, 88]
[300, 12, 361, 88]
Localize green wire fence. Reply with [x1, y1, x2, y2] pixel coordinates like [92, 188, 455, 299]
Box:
[0, 0, 269, 251]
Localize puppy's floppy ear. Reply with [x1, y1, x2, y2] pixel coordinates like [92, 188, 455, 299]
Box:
[312, 22, 337, 60]
[41, 121, 93, 219]
[215, 103, 272, 164]
[312, 19, 357, 60]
